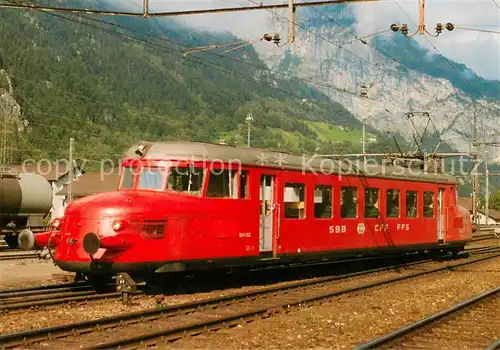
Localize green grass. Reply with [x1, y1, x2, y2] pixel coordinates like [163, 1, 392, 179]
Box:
[306, 121, 376, 145]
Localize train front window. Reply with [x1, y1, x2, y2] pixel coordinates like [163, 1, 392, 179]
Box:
[119, 166, 135, 189]
[138, 168, 165, 191]
[167, 166, 205, 196]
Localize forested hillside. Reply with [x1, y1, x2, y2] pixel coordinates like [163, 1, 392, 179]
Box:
[0, 8, 403, 164]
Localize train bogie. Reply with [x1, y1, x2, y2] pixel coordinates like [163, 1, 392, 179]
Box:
[20, 141, 473, 281]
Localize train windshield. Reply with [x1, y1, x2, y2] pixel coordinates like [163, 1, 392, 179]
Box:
[119, 166, 135, 189]
[166, 166, 205, 196]
[137, 167, 166, 191]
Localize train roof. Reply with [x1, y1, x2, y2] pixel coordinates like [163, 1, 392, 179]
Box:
[123, 141, 457, 185]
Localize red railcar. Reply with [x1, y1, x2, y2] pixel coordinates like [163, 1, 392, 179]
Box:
[19, 141, 473, 282]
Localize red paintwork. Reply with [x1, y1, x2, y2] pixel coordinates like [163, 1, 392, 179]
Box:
[31, 157, 473, 277]
[31, 230, 60, 249]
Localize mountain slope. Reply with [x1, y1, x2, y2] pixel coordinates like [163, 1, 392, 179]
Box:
[0, 8, 401, 163]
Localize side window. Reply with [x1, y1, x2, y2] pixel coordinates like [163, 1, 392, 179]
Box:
[314, 185, 333, 219]
[239, 171, 249, 199]
[423, 191, 434, 218]
[364, 188, 380, 218]
[284, 183, 305, 219]
[206, 169, 238, 198]
[167, 166, 204, 196]
[406, 190, 418, 218]
[341, 186, 357, 218]
[386, 189, 400, 218]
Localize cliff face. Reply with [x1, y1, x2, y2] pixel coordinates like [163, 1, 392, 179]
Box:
[0, 68, 23, 129]
[249, 6, 500, 158]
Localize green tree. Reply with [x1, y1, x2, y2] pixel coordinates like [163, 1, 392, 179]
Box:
[489, 191, 500, 211]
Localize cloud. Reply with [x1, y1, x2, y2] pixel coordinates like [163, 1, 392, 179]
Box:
[350, 0, 500, 80]
[134, 0, 281, 37]
[124, 0, 500, 80]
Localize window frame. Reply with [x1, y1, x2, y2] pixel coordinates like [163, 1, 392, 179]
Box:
[238, 170, 250, 199]
[405, 190, 419, 218]
[283, 182, 306, 219]
[386, 189, 400, 219]
[205, 168, 239, 199]
[314, 184, 333, 219]
[119, 165, 137, 190]
[137, 166, 168, 191]
[364, 187, 380, 219]
[166, 165, 206, 197]
[341, 186, 358, 219]
[423, 191, 435, 218]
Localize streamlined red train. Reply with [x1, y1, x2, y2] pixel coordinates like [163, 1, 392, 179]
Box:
[19, 141, 473, 283]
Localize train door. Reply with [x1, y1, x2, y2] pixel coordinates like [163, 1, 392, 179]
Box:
[260, 175, 276, 255]
[437, 188, 445, 243]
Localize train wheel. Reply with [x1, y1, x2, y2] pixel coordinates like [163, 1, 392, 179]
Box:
[4, 234, 19, 249]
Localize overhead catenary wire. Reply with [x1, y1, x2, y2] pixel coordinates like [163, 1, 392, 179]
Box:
[0, 0, 381, 17]
[454, 26, 500, 35]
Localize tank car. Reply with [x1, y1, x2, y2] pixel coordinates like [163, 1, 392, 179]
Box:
[18, 141, 473, 285]
[1, 167, 53, 248]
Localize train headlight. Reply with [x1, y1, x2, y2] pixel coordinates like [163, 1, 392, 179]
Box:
[112, 220, 127, 232]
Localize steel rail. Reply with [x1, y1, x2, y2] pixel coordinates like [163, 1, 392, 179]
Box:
[0, 249, 494, 313]
[0, 253, 40, 261]
[0, 283, 95, 299]
[354, 286, 500, 349]
[0, 292, 139, 312]
[0, 252, 469, 313]
[2, 252, 497, 349]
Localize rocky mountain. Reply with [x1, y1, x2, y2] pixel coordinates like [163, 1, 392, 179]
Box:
[245, 5, 500, 160]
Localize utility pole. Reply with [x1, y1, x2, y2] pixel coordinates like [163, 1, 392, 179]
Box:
[360, 84, 369, 163]
[362, 120, 366, 163]
[0, 97, 6, 164]
[471, 101, 479, 225]
[68, 137, 74, 203]
[485, 155, 489, 225]
[1, 117, 6, 164]
[288, 0, 296, 43]
[246, 113, 254, 148]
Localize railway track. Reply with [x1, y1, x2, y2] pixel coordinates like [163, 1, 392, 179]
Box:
[471, 232, 500, 243]
[355, 286, 500, 349]
[0, 246, 492, 313]
[0, 252, 40, 261]
[1, 250, 499, 349]
[0, 282, 130, 312]
[0, 253, 432, 313]
[0, 245, 495, 313]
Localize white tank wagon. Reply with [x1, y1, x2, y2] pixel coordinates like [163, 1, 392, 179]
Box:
[0, 168, 53, 248]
